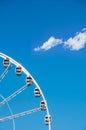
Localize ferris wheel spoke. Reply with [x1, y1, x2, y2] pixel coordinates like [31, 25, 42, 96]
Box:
[0, 85, 28, 107]
[0, 65, 10, 82]
[0, 107, 41, 122]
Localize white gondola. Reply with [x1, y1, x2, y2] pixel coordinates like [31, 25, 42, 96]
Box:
[16, 66, 22, 75]
[3, 58, 10, 68]
[34, 88, 41, 97]
[45, 115, 51, 125]
[26, 76, 33, 86]
[40, 101, 47, 110]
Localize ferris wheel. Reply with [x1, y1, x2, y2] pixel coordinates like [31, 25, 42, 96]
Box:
[0, 52, 51, 130]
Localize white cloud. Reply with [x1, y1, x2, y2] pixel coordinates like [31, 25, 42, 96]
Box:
[64, 29, 86, 51]
[34, 28, 86, 51]
[34, 36, 63, 51]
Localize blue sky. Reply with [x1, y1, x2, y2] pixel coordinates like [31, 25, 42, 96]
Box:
[0, 0, 86, 130]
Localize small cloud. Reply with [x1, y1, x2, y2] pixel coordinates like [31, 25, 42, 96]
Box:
[64, 29, 86, 51]
[34, 36, 63, 51]
[34, 28, 86, 52]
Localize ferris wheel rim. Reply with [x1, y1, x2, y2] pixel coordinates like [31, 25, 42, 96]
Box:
[0, 52, 51, 130]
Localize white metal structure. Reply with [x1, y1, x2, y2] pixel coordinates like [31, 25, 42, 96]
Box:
[0, 52, 51, 130]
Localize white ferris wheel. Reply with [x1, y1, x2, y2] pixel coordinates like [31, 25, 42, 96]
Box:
[0, 52, 51, 130]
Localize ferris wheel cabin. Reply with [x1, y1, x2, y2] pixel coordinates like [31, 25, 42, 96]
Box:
[3, 58, 10, 68]
[40, 101, 47, 110]
[45, 115, 51, 125]
[34, 88, 41, 97]
[16, 66, 22, 75]
[26, 76, 33, 86]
